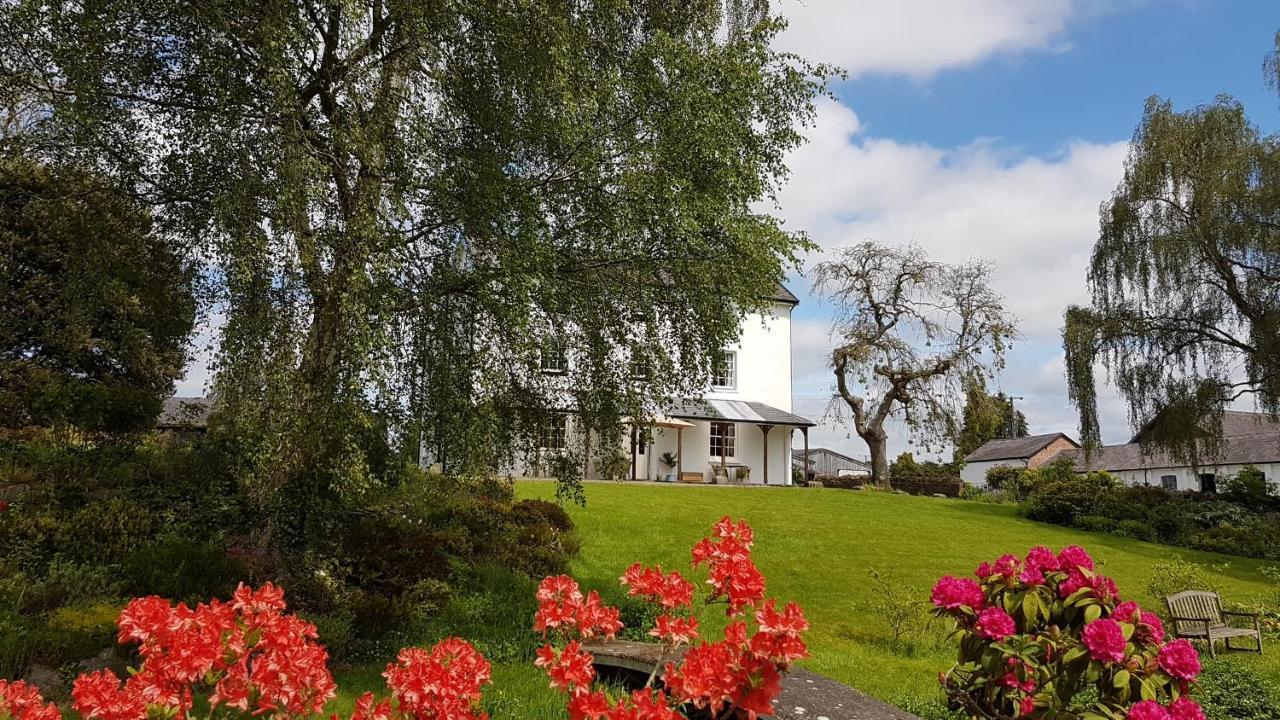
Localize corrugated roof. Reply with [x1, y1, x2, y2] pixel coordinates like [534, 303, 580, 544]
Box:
[1048, 433, 1280, 472]
[965, 433, 1079, 462]
[157, 396, 214, 429]
[790, 447, 870, 467]
[669, 398, 815, 427]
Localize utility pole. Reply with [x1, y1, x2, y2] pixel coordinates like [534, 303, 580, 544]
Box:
[1007, 395, 1024, 437]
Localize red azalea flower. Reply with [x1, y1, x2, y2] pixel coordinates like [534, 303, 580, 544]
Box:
[620, 563, 695, 609]
[650, 614, 699, 645]
[1, 679, 63, 720]
[535, 641, 596, 695]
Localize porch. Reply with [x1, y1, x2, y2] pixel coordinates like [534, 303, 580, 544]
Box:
[623, 399, 816, 486]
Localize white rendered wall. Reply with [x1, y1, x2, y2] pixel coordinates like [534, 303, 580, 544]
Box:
[707, 303, 793, 412]
[1111, 463, 1280, 492]
[961, 459, 1028, 487]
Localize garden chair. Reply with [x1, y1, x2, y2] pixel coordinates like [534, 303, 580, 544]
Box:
[1164, 590, 1262, 658]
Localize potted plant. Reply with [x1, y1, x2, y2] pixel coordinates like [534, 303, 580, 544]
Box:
[659, 451, 678, 482]
[734, 466, 750, 484]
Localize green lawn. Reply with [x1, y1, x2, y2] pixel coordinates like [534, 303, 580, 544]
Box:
[515, 481, 1280, 707]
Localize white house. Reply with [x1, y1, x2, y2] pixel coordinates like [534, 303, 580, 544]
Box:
[508, 284, 815, 485]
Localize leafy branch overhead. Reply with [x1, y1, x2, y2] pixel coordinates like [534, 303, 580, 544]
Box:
[814, 242, 1017, 487]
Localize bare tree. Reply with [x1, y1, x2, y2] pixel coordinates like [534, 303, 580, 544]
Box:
[814, 242, 1017, 488]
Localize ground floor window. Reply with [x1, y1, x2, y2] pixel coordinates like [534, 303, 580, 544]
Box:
[1199, 473, 1217, 493]
[540, 415, 567, 451]
[709, 421, 735, 459]
[1160, 474, 1177, 491]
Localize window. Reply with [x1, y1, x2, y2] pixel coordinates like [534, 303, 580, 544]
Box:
[710, 421, 736, 459]
[1160, 474, 1177, 491]
[540, 341, 568, 375]
[539, 415, 567, 451]
[711, 350, 737, 390]
[628, 354, 651, 381]
[1199, 473, 1217, 494]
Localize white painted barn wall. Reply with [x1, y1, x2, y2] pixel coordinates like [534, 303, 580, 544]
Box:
[960, 459, 1028, 487]
[1112, 462, 1280, 492]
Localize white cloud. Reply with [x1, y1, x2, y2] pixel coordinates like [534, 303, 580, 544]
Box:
[781, 97, 1136, 460]
[775, 0, 1081, 78]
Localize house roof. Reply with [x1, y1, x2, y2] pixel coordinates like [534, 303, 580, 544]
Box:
[770, 284, 799, 306]
[157, 396, 214, 429]
[965, 433, 1079, 463]
[1048, 433, 1280, 472]
[790, 447, 870, 467]
[1130, 409, 1280, 443]
[668, 398, 815, 427]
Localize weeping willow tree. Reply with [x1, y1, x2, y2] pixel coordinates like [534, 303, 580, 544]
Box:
[0, 0, 829, 543]
[1063, 94, 1280, 457]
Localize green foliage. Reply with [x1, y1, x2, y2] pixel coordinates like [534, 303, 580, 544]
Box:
[865, 566, 929, 644]
[1024, 466, 1118, 525]
[1144, 558, 1219, 606]
[891, 452, 959, 483]
[0, 159, 194, 434]
[120, 537, 245, 603]
[954, 374, 1029, 461]
[1064, 90, 1280, 454]
[0, 0, 833, 540]
[984, 465, 1022, 490]
[1193, 660, 1280, 720]
[1220, 465, 1275, 508]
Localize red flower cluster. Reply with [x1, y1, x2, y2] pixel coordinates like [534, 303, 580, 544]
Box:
[534, 517, 807, 720]
[380, 639, 491, 720]
[72, 583, 335, 720]
[691, 517, 765, 615]
[0, 680, 61, 720]
[1128, 697, 1206, 720]
[534, 575, 623, 639]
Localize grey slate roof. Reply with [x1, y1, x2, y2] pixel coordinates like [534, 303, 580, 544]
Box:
[669, 398, 815, 427]
[770, 283, 799, 305]
[1130, 410, 1280, 443]
[1048, 433, 1280, 472]
[791, 447, 869, 466]
[965, 433, 1079, 463]
[157, 396, 214, 429]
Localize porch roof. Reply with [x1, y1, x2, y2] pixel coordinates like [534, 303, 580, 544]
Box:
[667, 399, 816, 428]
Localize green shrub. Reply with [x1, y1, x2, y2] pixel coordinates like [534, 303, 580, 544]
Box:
[1149, 502, 1195, 544]
[60, 497, 160, 565]
[865, 566, 928, 644]
[983, 465, 1021, 490]
[0, 609, 40, 679]
[39, 602, 121, 665]
[1025, 470, 1118, 525]
[1073, 515, 1118, 533]
[1144, 558, 1218, 605]
[1113, 518, 1157, 541]
[1220, 465, 1275, 509]
[121, 537, 244, 602]
[1193, 660, 1280, 719]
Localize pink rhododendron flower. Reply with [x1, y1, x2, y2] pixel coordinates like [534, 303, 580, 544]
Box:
[1058, 545, 1094, 571]
[1167, 696, 1206, 720]
[930, 576, 985, 610]
[1128, 700, 1171, 720]
[975, 607, 1017, 641]
[975, 562, 995, 580]
[993, 554, 1021, 577]
[1157, 639, 1201, 681]
[1112, 601, 1140, 623]
[1025, 546, 1060, 573]
[1137, 611, 1166, 645]
[1081, 619, 1127, 663]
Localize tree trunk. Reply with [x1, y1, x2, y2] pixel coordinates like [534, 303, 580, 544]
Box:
[862, 429, 891, 489]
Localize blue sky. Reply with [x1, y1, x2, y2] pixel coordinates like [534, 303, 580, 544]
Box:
[772, 1, 1280, 459]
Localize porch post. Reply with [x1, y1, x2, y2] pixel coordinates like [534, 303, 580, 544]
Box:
[803, 427, 810, 484]
[630, 425, 637, 481]
[677, 426, 684, 481]
[759, 424, 773, 484]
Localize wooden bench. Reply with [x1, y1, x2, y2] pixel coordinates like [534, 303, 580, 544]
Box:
[584, 640, 921, 719]
[1165, 590, 1263, 658]
[678, 471, 704, 484]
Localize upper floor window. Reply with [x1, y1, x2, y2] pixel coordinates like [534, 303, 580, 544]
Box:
[1160, 474, 1177, 491]
[540, 340, 568, 375]
[628, 353, 651, 381]
[711, 350, 737, 390]
[540, 415, 567, 451]
[710, 421, 736, 459]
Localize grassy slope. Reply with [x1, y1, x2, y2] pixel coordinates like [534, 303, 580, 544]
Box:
[517, 481, 1280, 705]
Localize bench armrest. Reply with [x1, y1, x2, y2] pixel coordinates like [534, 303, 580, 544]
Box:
[1222, 610, 1259, 619]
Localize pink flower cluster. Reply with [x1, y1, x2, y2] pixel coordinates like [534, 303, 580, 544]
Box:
[935, 546, 1206, 719]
